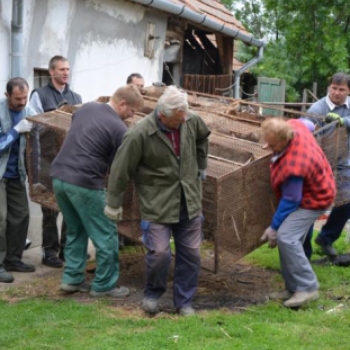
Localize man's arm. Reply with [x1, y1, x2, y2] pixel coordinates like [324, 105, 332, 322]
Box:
[270, 176, 303, 230]
[106, 130, 143, 208]
[0, 128, 20, 154]
[29, 91, 44, 114]
[195, 115, 211, 171]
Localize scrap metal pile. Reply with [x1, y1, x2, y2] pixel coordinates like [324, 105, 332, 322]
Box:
[26, 88, 348, 272]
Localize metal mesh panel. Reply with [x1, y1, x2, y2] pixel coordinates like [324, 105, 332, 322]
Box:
[313, 122, 349, 206]
[26, 111, 71, 211]
[26, 100, 348, 273]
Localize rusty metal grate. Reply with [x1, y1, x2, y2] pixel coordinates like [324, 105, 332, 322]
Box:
[26, 97, 349, 273]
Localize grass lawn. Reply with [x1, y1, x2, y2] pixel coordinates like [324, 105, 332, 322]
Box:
[1, 232, 350, 350]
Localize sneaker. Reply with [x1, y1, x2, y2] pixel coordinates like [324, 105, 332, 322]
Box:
[60, 282, 91, 293]
[269, 290, 293, 300]
[4, 261, 35, 273]
[178, 306, 196, 316]
[315, 236, 337, 257]
[42, 255, 64, 268]
[0, 266, 14, 283]
[283, 290, 319, 308]
[90, 286, 130, 298]
[142, 297, 159, 314]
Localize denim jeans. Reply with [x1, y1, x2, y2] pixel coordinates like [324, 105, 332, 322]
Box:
[317, 202, 350, 245]
[141, 214, 202, 309]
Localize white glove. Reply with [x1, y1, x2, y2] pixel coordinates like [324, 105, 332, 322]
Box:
[199, 169, 206, 181]
[14, 119, 33, 133]
[104, 205, 123, 221]
[261, 226, 278, 248]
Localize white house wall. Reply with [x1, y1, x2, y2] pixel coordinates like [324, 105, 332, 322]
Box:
[1, 0, 168, 248]
[0, 0, 12, 87]
[2, 0, 167, 99]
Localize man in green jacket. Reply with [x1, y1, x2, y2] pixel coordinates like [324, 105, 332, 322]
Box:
[105, 85, 210, 316]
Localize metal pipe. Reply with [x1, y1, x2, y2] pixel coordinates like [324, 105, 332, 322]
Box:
[11, 0, 24, 77]
[233, 45, 264, 99]
[131, 0, 265, 48]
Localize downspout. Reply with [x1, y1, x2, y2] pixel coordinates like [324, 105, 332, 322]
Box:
[11, 0, 24, 77]
[234, 45, 264, 99]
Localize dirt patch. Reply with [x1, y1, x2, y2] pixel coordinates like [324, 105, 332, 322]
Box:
[0, 249, 277, 315]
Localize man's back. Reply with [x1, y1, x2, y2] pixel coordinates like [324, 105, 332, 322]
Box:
[51, 102, 127, 189]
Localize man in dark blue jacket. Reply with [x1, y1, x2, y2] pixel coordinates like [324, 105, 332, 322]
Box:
[0, 77, 37, 283]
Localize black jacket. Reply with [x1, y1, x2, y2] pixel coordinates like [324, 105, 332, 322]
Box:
[32, 80, 82, 112]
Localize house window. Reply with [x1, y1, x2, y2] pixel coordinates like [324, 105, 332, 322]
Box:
[33, 68, 50, 89]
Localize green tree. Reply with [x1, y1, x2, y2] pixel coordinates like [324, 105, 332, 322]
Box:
[227, 0, 350, 101]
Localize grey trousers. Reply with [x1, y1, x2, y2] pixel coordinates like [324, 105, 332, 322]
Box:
[0, 178, 29, 264]
[277, 208, 324, 293]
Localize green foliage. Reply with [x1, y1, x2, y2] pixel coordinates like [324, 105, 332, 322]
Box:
[231, 0, 350, 100]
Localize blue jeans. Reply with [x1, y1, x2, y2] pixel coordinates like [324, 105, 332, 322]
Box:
[141, 214, 202, 309]
[317, 202, 350, 245]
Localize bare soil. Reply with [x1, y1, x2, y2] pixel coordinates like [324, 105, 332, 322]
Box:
[0, 247, 277, 316]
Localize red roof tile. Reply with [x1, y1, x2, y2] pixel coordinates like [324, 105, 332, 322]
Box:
[167, 0, 250, 35]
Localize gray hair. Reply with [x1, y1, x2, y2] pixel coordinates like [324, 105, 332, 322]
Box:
[157, 85, 188, 118]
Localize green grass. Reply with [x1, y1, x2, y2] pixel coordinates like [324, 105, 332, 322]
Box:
[1, 231, 350, 349]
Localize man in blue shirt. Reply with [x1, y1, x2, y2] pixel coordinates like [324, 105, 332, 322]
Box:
[0, 77, 36, 283]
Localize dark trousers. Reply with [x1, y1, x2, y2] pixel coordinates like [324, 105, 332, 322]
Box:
[42, 207, 66, 257]
[0, 178, 29, 264]
[141, 214, 202, 309]
[317, 202, 350, 245]
[303, 225, 314, 260]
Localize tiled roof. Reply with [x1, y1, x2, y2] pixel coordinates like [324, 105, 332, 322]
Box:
[167, 0, 250, 35]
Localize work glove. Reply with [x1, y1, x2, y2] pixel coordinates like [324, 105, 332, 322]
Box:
[325, 112, 344, 125]
[199, 169, 206, 181]
[104, 205, 123, 221]
[261, 226, 278, 248]
[14, 119, 33, 133]
[32, 183, 47, 195]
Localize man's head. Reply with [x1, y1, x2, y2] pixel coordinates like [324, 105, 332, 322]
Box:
[126, 73, 144, 90]
[157, 86, 188, 130]
[5, 77, 29, 112]
[261, 118, 294, 154]
[328, 72, 350, 106]
[48, 55, 70, 88]
[109, 84, 144, 120]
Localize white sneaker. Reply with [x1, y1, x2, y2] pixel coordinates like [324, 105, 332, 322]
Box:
[269, 290, 293, 300]
[178, 306, 195, 316]
[283, 290, 319, 308]
[142, 297, 159, 314]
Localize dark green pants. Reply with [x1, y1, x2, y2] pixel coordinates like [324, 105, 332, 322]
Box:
[0, 178, 29, 265]
[53, 179, 119, 292]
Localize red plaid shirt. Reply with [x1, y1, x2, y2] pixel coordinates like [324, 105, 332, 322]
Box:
[270, 119, 335, 209]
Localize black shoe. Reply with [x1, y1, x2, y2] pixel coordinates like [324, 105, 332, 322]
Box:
[315, 236, 338, 257]
[42, 256, 64, 268]
[4, 261, 35, 273]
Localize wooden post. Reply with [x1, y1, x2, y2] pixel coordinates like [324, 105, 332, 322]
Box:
[302, 89, 307, 112]
[312, 82, 318, 102]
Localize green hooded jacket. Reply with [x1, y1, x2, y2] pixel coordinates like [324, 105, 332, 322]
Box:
[107, 110, 210, 223]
